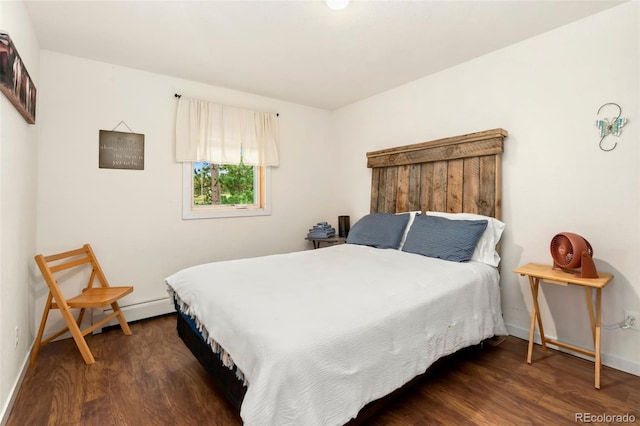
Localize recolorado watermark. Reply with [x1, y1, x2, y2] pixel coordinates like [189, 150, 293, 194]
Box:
[575, 412, 636, 423]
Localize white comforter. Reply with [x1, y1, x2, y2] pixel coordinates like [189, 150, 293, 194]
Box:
[166, 244, 507, 426]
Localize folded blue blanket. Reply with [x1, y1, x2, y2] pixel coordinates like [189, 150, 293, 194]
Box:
[307, 230, 336, 238]
[307, 232, 335, 239]
[307, 222, 336, 238]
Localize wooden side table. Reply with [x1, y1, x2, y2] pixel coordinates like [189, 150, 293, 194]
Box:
[305, 236, 346, 249]
[514, 263, 613, 389]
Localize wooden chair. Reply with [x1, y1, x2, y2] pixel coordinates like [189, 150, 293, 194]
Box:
[31, 243, 133, 365]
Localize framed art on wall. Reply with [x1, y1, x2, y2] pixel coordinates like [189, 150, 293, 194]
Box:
[99, 130, 145, 170]
[0, 32, 36, 124]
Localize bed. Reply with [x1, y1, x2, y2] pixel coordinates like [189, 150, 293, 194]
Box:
[166, 128, 509, 425]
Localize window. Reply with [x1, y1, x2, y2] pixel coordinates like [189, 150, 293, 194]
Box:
[175, 97, 279, 219]
[183, 161, 271, 219]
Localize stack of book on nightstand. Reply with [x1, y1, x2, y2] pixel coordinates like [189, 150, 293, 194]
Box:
[307, 222, 336, 239]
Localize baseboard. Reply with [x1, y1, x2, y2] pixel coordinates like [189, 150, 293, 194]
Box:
[98, 297, 175, 331]
[506, 323, 640, 377]
[0, 343, 32, 426]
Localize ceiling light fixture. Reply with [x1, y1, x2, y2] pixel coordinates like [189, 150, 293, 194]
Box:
[325, 0, 350, 11]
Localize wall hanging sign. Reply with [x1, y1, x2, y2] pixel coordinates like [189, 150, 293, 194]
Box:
[0, 32, 36, 124]
[99, 122, 145, 170]
[595, 102, 627, 152]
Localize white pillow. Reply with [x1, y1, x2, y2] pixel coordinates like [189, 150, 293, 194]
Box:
[396, 210, 421, 251]
[426, 211, 505, 267]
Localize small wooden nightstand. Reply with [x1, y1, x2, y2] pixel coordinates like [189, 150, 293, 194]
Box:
[305, 236, 346, 249]
[514, 263, 613, 389]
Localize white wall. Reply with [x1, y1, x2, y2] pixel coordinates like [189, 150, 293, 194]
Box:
[333, 2, 640, 374]
[34, 51, 337, 336]
[0, 1, 40, 422]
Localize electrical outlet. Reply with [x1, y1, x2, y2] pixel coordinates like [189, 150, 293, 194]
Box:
[14, 326, 19, 348]
[624, 310, 640, 331]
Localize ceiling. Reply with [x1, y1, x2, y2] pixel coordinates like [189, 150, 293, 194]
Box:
[24, 0, 625, 110]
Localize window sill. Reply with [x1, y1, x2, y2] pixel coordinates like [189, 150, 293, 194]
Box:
[182, 206, 272, 220]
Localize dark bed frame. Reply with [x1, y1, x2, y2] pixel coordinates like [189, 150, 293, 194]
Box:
[174, 128, 508, 424]
[176, 311, 247, 409]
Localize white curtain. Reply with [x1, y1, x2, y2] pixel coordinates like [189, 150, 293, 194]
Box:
[175, 96, 279, 166]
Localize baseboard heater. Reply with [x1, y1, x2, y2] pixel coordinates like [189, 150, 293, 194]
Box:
[96, 297, 174, 332]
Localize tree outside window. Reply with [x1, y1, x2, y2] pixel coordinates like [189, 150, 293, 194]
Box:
[193, 161, 256, 206]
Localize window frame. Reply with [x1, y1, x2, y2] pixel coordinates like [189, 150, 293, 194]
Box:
[182, 162, 272, 220]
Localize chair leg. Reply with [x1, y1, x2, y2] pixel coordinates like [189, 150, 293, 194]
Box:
[111, 301, 132, 335]
[76, 307, 87, 328]
[59, 305, 96, 364]
[30, 293, 53, 366]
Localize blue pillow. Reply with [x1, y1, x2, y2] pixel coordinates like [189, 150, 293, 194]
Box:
[346, 213, 410, 249]
[401, 215, 488, 262]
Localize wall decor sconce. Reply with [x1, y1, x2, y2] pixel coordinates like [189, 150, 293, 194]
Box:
[595, 102, 627, 152]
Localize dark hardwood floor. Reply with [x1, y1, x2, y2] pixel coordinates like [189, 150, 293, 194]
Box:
[7, 314, 639, 425]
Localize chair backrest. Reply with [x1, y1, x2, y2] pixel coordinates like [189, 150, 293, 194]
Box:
[35, 244, 111, 300]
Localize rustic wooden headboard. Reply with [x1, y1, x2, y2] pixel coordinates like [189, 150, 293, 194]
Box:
[367, 128, 508, 219]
